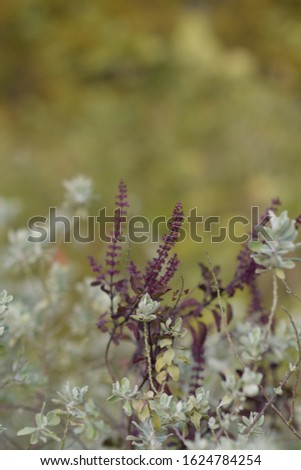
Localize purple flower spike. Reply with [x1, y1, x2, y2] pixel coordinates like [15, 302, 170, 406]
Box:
[144, 202, 184, 296]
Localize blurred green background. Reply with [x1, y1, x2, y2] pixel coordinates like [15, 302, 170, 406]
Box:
[1, 0, 301, 281]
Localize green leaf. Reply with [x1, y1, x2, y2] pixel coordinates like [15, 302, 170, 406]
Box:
[242, 415, 250, 426]
[122, 400, 132, 416]
[281, 260, 295, 269]
[177, 355, 191, 364]
[132, 399, 145, 413]
[85, 423, 96, 440]
[155, 355, 166, 373]
[47, 412, 61, 426]
[43, 429, 61, 442]
[163, 348, 175, 366]
[275, 268, 285, 279]
[167, 364, 179, 381]
[35, 414, 43, 428]
[35, 412, 47, 428]
[85, 423, 97, 441]
[138, 405, 150, 422]
[249, 241, 264, 252]
[30, 432, 39, 445]
[120, 377, 130, 391]
[218, 395, 233, 408]
[156, 370, 167, 384]
[107, 395, 121, 403]
[255, 268, 268, 274]
[17, 427, 37, 436]
[257, 415, 265, 427]
[158, 338, 173, 348]
[151, 413, 161, 431]
[155, 348, 176, 372]
[190, 411, 202, 431]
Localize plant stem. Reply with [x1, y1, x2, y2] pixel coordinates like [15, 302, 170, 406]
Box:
[259, 385, 301, 441]
[243, 367, 294, 436]
[281, 278, 301, 304]
[104, 334, 116, 382]
[143, 321, 159, 395]
[0, 377, 11, 391]
[60, 414, 71, 450]
[104, 300, 140, 383]
[216, 406, 231, 440]
[206, 253, 244, 368]
[281, 307, 301, 424]
[266, 270, 278, 337]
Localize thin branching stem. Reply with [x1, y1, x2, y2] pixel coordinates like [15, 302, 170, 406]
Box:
[104, 334, 116, 382]
[39, 260, 53, 378]
[243, 368, 294, 436]
[210, 426, 218, 443]
[170, 276, 185, 313]
[171, 426, 186, 446]
[216, 406, 231, 440]
[243, 304, 301, 439]
[60, 414, 71, 450]
[266, 270, 278, 337]
[206, 252, 244, 368]
[281, 278, 301, 304]
[0, 377, 11, 391]
[281, 307, 301, 424]
[259, 385, 301, 441]
[104, 300, 139, 382]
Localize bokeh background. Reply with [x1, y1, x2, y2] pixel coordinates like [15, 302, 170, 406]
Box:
[1, 0, 301, 280]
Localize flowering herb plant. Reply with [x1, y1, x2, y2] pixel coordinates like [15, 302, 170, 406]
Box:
[0, 179, 301, 450]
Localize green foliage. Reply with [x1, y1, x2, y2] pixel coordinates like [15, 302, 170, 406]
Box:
[238, 326, 267, 362]
[107, 378, 139, 417]
[131, 294, 160, 323]
[1, 0, 301, 451]
[249, 211, 301, 276]
[0, 290, 13, 337]
[111, 382, 210, 447]
[16, 382, 112, 448]
[17, 403, 61, 445]
[238, 412, 265, 437]
[1, 179, 301, 450]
